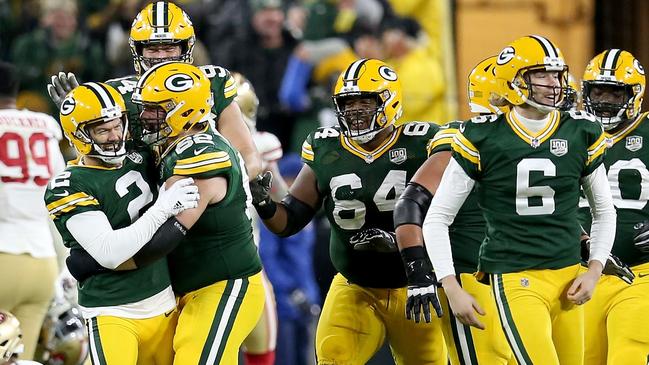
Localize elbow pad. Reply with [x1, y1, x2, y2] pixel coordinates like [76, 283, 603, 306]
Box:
[278, 194, 315, 237]
[133, 218, 188, 267]
[394, 182, 433, 228]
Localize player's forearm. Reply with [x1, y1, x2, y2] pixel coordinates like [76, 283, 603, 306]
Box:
[395, 225, 424, 250]
[582, 165, 616, 267]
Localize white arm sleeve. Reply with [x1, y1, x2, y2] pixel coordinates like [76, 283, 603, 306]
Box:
[582, 164, 616, 267]
[422, 158, 475, 279]
[65, 208, 168, 269]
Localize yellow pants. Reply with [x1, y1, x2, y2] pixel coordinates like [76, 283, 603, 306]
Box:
[243, 270, 277, 354]
[173, 272, 265, 365]
[490, 264, 584, 365]
[0, 253, 57, 360]
[315, 273, 447, 365]
[86, 311, 177, 365]
[584, 261, 649, 365]
[439, 273, 514, 365]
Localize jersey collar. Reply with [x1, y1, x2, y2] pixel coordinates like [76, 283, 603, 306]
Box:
[505, 110, 560, 148]
[340, 126, 403, 163]
[604, 112, 649, 147]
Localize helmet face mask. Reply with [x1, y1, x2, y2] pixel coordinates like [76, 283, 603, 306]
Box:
[582, 49, 645, 130]
[138, 102, 175, 147]
[333, 59, 402, 144]
[82, 116, 129, 165]
[518, 67, 569, 113]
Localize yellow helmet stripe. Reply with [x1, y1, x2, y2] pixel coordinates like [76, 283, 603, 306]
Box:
[83, 82, 115, 109]
[600, 48, 622, 77]
[529, 35, 558, 58]
[343, 58, 368, 88]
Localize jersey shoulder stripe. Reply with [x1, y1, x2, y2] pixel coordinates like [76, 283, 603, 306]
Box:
[452, 131, 481, 168]
[47, 191, 99, 218]
[587, 131, 607, 165]
[301, 140, 314, 162]
[173, 151, 231, 175]
[428, 126, 460, 156]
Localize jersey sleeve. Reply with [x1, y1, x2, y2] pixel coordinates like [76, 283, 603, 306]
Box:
[44, 170, 101, 222]
[300, 126, 341, 167]
[583, 119, 607, 176]
[170, 135, 233, 179]
[201, 65, 237, 119]
[450, 122, 482, 180]
[301, 132, 316, 166]
[428, 121, 462, 157]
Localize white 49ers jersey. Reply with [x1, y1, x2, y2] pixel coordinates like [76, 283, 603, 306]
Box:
[0, 109, 65, 258]
[254, 130, 282, 165]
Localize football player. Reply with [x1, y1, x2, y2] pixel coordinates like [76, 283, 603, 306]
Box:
[132, 61, 266, 365]
[46, 1, 262, 178]
[44, 82, 199, 364]
[578, 49, 649, 365]
[249, 59, 447, 364]
[233, 72, 279, 365]
[394, 56, 514, 365]
[0, 310, 43, 365]
[0, 61, 65, 360]
[422, 35, 616, 365]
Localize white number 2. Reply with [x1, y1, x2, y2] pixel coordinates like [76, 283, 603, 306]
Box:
[115, 170, 154, 222]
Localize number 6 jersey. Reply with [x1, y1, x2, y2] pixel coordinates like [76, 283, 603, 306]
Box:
[451, 110, 607, 274]
[301, 122, 438, 288]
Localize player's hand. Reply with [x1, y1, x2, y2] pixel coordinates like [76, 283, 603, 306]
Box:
[401, 246, 443, 323]
[350, 228, 398, 253]
[47, 72, 80, 108]
[634, 220, 649, 252]
[567, 263, 602, 305]
[156, 177, 200, 217]
[250, 171, 273, 207]
[443, 277, 485, 329]
[603, 253, 635, 285]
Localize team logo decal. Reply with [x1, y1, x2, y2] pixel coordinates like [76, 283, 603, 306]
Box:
[625, 136, 643, 152]
[549, 139, 568, 156]
[520, 278, 530, 287]
[60, 97, 76, 115]
[634, 59, 645, 75]
[389, 148, 407, 164]
[164, 73, 194, 92]
[378, 66, 398, 81]
[127, 152, 143, 164]
[497, 46, 515, 65]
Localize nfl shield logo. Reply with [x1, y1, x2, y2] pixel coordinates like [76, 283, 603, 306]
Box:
[127, 152, 143, 164]
[625, 136, 643, 152]
[549, 139, 568, 157]
[389, 148, 407, 164]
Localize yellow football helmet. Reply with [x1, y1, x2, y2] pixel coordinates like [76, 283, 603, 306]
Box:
[232, 72, 259, 131]
[129, 1, 196, 75]
[333, 58, 403, 143]
[493, 35, 569, 112]
[468, 56, 508, 115]
[59, 82, 129, 165]
[0, 310, 23, 361]
[582, 49, 645, 129]
[132, 61, 213, 146]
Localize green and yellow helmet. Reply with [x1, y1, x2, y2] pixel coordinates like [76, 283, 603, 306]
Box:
[333, 58, 403, 143]
[59, 82, 129, 164]
[129, 1, 196, 75]
[468, 56, 508, 115]
[582, 49, 646, 129]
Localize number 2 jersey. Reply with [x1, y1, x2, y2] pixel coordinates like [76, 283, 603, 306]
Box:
[0, 109, 65, 258]
[159, 127, 262, 295]
[451, 110, 607, 274]
[44, 149, 172, 310]
[301, 122, 438, 288]
[579, 112, 649, 267]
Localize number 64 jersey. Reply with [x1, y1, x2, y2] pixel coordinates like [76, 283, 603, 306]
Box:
[301, 122, 438, 288]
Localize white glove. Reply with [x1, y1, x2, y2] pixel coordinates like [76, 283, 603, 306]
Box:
[151, 177, 200, 218]
[47, 71, 80, 108]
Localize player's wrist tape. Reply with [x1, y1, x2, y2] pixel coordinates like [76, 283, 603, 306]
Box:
[254, 198, 277, 220]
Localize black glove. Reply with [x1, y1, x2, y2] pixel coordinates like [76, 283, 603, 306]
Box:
[603, 253, 635, 285]
[634, 221, 649, 253]
[349, 228, 398, 253]
[249, 171, 276, 219]
[66, 249, 108, 282]
[401, 246, 443, 323]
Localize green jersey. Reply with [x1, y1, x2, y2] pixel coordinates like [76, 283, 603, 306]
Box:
[44, 150, 170, 308]
[301, 122, 439, 288]
[452, 110, 607, 273]
[160, 127, 261, 294]
[579, 112, 649, 267]
[106, 64, 237, 141]
[429, 121, 486, 273]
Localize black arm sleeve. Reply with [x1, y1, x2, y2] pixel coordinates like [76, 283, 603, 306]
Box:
[65, 218, 188, 282]
[393, 182, 433, 228]
[277, 194, 316, 237]
[133, 217, 188, 267]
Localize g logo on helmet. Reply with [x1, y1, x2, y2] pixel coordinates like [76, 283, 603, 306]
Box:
[165, 73, 194, 92]
[60, 97, 76, 116]
[634, 59, 645, 75]
[497, 46, 516, 65]
[378, 66, 398, 81]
